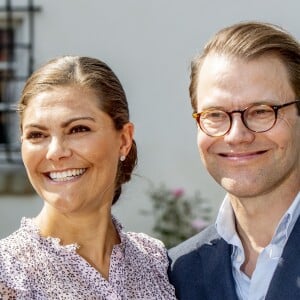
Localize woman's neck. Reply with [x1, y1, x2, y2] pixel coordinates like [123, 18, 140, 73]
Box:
[35, 205, 120, 279]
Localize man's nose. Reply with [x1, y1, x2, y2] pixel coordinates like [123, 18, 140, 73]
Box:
[223, 113, 255, 144]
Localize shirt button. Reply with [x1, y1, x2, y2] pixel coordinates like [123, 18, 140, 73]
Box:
[236, 255, 242, 263]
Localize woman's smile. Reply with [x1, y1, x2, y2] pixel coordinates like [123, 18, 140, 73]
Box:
[46, 168, 87, 182]
[21, 86, 127, 213]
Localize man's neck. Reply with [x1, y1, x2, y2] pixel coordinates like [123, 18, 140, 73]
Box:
[228, 188, 299, 276]
[230, 187, 299, 243]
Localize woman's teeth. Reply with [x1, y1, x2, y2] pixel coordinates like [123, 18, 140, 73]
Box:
[49, 168, 86, 182]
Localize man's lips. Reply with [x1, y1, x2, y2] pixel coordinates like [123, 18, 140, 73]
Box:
[218, 150, 268, 159]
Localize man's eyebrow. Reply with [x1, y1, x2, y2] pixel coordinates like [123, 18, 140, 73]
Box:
[24, 117, 96, 130]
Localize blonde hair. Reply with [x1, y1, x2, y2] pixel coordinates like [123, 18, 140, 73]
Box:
[190, 21, 300, 114]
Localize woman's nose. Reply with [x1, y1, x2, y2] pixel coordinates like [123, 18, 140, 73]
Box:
[46, 137, 72, 161]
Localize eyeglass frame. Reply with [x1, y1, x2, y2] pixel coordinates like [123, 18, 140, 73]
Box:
[192, 100, 300, 137]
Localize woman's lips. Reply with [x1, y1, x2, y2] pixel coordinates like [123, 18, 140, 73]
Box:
[45, 168, 87, 182]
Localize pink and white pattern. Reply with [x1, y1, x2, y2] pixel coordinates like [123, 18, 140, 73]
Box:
[0, 217, 176, 299]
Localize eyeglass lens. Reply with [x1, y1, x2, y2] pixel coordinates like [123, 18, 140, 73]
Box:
[200, 104, 276, 136]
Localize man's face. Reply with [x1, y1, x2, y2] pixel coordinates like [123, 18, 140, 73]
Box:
[195, 53, 300, 198]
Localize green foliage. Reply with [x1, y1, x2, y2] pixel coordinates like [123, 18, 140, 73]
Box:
[143, 184, 212, 248]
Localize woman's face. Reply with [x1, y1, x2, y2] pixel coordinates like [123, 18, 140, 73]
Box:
[21, 85, 133, 215]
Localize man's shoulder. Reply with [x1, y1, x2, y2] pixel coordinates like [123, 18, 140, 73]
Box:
[167, 225, 233, 299]
[168, 224, 220, 263]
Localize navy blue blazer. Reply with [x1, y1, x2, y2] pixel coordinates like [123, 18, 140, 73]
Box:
[168, 217, 300, 300]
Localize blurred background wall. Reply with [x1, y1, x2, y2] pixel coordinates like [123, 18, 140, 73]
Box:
[0, 0, 299, 238]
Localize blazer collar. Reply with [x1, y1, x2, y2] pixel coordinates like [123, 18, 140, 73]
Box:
[266, 215, 300, 299]
[196, 233, 239, 300]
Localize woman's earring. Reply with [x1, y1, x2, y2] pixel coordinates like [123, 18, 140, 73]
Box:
[120, 155, 126, 162]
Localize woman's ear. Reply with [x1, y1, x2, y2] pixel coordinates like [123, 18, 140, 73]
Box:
[119, 122, 134, 157]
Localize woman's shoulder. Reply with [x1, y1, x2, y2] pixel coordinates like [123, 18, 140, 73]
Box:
[0, 225, 28, 252]
[0, 220, 36, 292]
[0, 218, 35, 244]
[126, 230, 164, 245]
[124, 231, 167, 259]
[0, 218, 42, 266]
[113, 216, 167, 257]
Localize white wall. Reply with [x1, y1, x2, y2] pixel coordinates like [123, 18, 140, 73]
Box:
[1, 0, 300, 238]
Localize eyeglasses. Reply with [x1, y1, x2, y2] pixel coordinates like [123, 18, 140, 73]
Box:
[192, 100, 300, 137]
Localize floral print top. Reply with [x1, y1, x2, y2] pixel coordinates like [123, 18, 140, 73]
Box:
[0, 217, 176, 299]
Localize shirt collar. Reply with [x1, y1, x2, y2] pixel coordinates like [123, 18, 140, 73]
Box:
[215, 195, 240, 246]
[272, 191, 300, 244]
[216, 191, 300, 248]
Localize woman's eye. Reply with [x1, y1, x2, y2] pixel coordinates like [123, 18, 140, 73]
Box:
[26, 131, 45, 140]
[70, 125, 90, 134]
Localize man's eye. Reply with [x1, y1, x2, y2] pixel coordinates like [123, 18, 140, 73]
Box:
[252, 108, 272, 115]
[70, 125, 90, 134]
[248, 106, 274, 119]
[203, 111, 227, 121]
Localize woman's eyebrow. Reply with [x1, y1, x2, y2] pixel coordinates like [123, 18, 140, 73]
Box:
[24, 117, 96, 130]
[61, 117, 96, 128]
[23, 123, 47, 130]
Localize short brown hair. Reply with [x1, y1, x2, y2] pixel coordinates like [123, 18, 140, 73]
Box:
[19, 56, 137, 204]
[190, 21, 300, 114]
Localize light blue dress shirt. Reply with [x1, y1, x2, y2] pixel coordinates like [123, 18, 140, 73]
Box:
[216, 192, 300, 300]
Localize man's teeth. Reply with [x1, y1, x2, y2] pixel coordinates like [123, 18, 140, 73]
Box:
[49, 169, 86, 182]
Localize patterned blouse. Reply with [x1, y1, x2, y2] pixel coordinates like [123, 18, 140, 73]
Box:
[0, 217, 176, 299]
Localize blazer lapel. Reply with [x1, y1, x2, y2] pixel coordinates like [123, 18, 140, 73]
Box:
[197, 237, 239, 300]
[266, 216, 300, 299]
